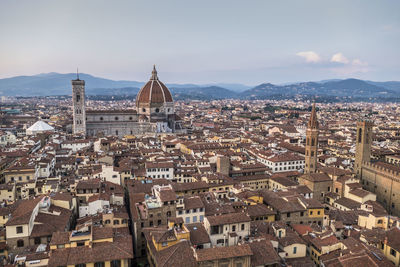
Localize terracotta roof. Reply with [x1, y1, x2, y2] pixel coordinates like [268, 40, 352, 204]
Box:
[186, 223, 211, 245]
[195, 244, 253, 261]
[248, 239, 280, 267]
[206, 212, 251, 226]
[136, 66, 173, 105]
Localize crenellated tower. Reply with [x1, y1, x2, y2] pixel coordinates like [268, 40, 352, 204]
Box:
[305, 102, 319, 173]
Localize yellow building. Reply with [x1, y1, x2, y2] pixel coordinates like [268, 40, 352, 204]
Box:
[310, 234, 342, 265]
[381, 227, 400, 266]
[48, 224, 133, 267]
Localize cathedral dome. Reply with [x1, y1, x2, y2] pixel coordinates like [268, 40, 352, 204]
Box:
[136, 66, 173, 106]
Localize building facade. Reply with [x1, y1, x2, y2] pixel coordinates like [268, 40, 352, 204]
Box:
[72, 66, 183, 137]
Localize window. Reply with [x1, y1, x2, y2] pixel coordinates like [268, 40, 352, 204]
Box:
[155, 108, 159, 113]
[293, 246, 297, 254]
[113, 220, 120, 225]
[34, 237, 41, 245]
[193, 216, 197, 222]
[77, 242, 85, 247]
[310, 211, 313, 215]
[75, 264, 86, 267]
[100, 117, 103, 121]
[162, 242, 168, 247]
[300, 211, 304, 217]
[232, 225, 236, 232]
[287, 212, 291, 218]
[105, 220, 111, 224]
[185, 217, 190, 224]
[95, 262, 105, 267]
[17, 239, 24, 247]
[211, 226, 220, 235]
[129, 116, 132, 120]
[16, 226, 23, 234]
[241, 224, 245, 231]
[391, 248, 397, 257]
[115, 116, 119, 121]
[111, 260, 121, 267]
[158, 220, 162, 225]
[200, 215, 204, 222]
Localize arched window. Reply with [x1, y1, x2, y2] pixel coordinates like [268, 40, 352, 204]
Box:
[113, 220, 120, 225]
[142, 108, 146, 112]
[17, 239, 24, 247]
[166, 211, 171, 217]
[155, 108, 159, 113]
[358, 128, 362, 143]
[311, 138, 315, 146]
[105, 220, 111, 224]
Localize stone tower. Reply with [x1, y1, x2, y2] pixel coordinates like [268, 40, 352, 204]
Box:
[217, 156, 230, 176]
[72, 72, 86, 135]
[355, 120, 373, 177]
[305, 102, 319, 173]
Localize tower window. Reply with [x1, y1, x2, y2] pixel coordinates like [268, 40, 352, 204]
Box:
[100, 117, 103, 121]
[142, 108, 146, 112]
[76, 94, 80, 102]
[155, 108, 159, 113]
[129, 116, 132, 120]
[311, 138, 315, 146]
[115, 130, 118, 135]
[115, 117, 119, 121]
[358, 129, 362, 143]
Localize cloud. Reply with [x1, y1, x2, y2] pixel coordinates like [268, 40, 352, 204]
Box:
[330, 52, 349, 64]
[296, 51, 321, 63]
[352, 59, 368, 66]
[331, 59, 369, 75]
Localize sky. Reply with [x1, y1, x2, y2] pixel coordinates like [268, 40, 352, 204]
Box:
[0, 0, 399, 85]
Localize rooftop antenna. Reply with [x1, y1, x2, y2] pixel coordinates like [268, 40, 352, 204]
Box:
[76, 68, 80, 80]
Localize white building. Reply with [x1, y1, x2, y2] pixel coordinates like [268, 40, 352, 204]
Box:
[26, 121, 54, 135]
[145, 162, 174, 179]
[176, 196, 205, 224]
[204, 212, 251, 247]
[263, 152, 305, 173]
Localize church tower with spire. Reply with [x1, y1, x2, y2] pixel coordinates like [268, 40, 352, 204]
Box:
[72, 70, 86, 135]
[305, 102, 319, 173]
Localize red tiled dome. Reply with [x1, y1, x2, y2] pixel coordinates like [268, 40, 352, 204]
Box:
[136, 66, 173, 106]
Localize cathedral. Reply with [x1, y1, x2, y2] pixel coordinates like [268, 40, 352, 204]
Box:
[72, 66, 183, 137]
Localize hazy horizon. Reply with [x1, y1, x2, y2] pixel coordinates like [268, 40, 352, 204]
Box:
[1, 0, 399, 84]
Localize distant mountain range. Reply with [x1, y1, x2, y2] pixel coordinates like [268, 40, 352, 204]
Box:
[1, 72, 400, 101]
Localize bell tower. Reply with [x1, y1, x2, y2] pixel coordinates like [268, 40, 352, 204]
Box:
[72, 71, 86, 135]
[355, 120, 373, 177]
[305, 102, 319, 173]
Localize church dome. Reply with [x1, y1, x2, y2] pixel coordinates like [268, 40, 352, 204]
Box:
[136, 66, 173, 106]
